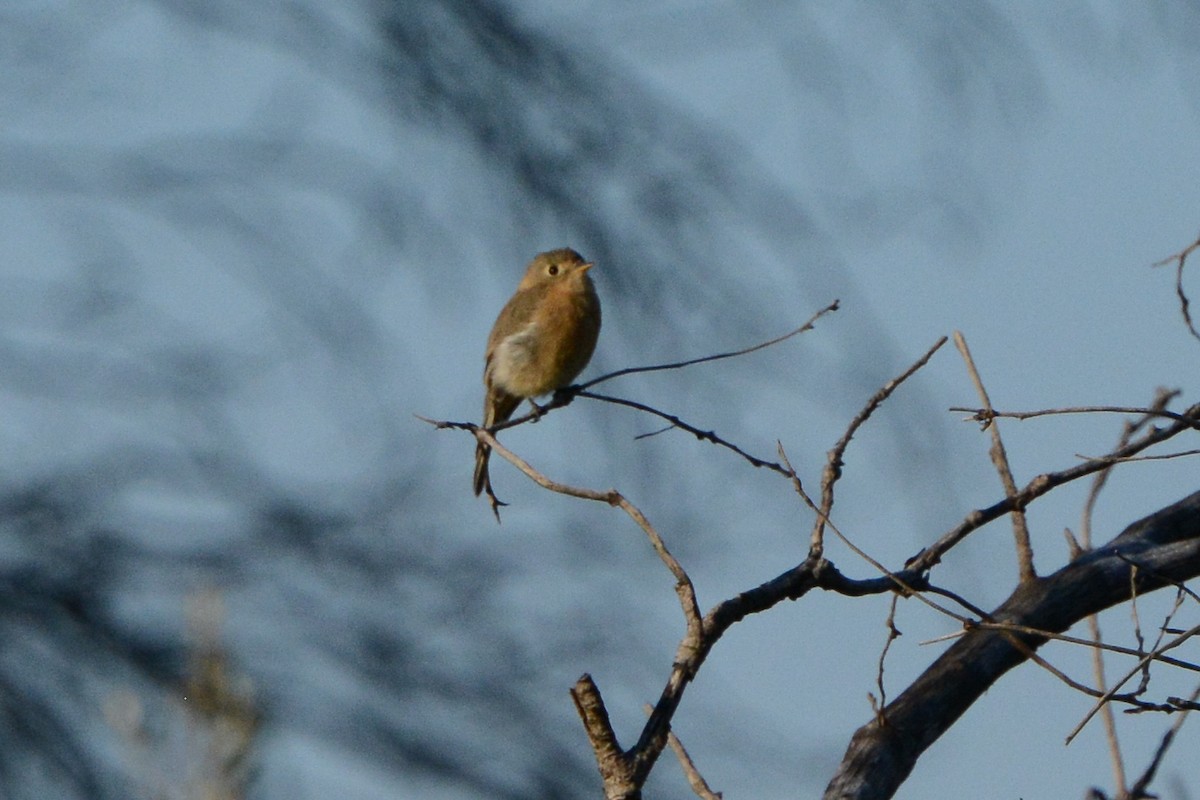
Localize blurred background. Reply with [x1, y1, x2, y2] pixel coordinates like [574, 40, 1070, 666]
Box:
[2, 2, 1199, 798]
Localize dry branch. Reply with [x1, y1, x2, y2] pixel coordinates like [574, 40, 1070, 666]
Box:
[953, 331, 1035, 581]
[1153, 232, 1200, 343]
[907, 403, 1200, 573]
[824, 490, 1200, 800]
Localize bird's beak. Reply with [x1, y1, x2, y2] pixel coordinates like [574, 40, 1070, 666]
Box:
[579, 262, 594, 273]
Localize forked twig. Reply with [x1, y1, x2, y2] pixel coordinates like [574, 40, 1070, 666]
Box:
[907, 403, 1200, 573]
[423, 303, 840, 521]
[812, 336, 948, 554]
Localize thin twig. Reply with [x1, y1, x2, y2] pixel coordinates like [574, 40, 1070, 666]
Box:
[642, 705, 723, 800]
[1067, 622, 1200, 744]
[1128, 566, 1151, 699]
[953, 331, 1035, 582]
[1076, 448, 1200, 465]
[1071, 391, 1175, 794]
[774, 443, 814, 551]
[907, 403, 1200, 573]
[1080, 389, 1177, 549]
[924, 620, 1200, 673]
[579, 391, 789, 475]
[1153, 232, 1200, 343]
[579, 300, 840, 390]
[1079, 431, 1129, 790]
[949, 404, 1198, 427]
[1125, 683, 1200, 799]
[475, 428, 703, 632]
[812, 336, 948, 552]
[870, 595, 902, 725]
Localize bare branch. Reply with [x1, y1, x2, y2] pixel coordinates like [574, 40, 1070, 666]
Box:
[470, 430, 718, 797]
[813, 336, 948, 553]
[580, 391, 789, 475]
[1153, 232, 1200, 344]
[579, 301, 840, 390]
[871, 596, 902, 724]
[953, 331, 1035, 582]
[642, 704, 723, 800]
[906, 403, 1200, 574]
[572, 675, 637, 799]
[475, 429, 702, 631]
[825, 491, 1200, 800]
[949, 403, 1197, 428]
[1124, 683, 1200, 800]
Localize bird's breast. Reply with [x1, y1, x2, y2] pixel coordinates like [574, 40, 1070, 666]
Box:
[488, 285, 599, 398]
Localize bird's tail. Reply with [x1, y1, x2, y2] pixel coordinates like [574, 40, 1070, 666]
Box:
[472, 440, 490, 497]
[473, 390, 520, 496]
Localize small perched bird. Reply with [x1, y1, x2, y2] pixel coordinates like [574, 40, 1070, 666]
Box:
[474, 248, 601, 501]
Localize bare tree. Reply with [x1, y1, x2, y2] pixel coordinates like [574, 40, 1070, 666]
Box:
[436, 263, 1200, 799]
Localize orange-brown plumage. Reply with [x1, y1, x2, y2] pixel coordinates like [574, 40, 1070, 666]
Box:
[473, 248, 601, 499]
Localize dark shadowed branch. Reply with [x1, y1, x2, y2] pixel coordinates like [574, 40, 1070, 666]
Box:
[824, 491, 1200, 800]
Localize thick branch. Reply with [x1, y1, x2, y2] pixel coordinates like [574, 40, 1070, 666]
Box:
[824, 490, 1200, 800]
[572, 675, 638, 799]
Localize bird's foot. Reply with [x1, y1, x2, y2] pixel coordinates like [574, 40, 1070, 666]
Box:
[483, 477, 508, 523]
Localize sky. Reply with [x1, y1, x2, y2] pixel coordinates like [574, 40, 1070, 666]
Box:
[2, 2, 1199, 799]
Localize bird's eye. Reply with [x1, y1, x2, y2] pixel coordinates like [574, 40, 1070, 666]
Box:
[547, 265, 559, 276]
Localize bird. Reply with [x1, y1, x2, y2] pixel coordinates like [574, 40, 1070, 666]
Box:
[474, 248, 601, 503]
